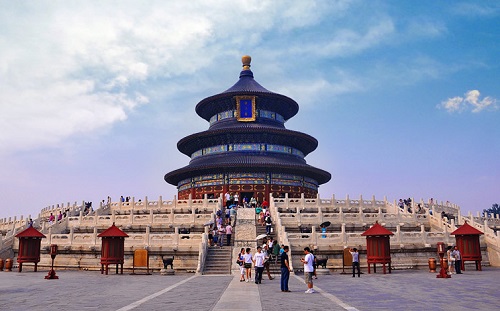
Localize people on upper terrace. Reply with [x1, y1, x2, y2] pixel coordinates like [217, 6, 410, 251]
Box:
[250, 196, 257, 208]
[398, 199, 404, 210]
[48, 213, 55, 225]
[27, 218, 33, 227]
[225, 192, 231, 208]
[57, 211, 63, 221]
[233, 193, 239, 206]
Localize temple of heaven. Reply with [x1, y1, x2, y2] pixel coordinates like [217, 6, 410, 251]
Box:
[164, 56, 331, 202]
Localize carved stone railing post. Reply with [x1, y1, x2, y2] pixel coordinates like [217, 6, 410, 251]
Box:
[394, 224, 401, 244]
[312, 226, 318, 246]
[341, 223, 346, 245]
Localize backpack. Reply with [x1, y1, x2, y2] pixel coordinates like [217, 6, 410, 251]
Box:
[265, 216, 272, 224]
[216, 210, 222, 217]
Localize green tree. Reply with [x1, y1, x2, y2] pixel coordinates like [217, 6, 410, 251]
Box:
[483, 203, 499, 217]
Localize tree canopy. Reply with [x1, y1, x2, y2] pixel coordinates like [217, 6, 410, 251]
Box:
[483, 203, 499, 217]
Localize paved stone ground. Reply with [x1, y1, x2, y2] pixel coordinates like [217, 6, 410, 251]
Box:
[1, 267, 499, 311]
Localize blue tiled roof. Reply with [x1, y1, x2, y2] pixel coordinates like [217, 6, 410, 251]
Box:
[223, 70, 273, 94]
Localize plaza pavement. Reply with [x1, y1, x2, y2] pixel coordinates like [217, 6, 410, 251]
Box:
[1, 266, 499, 311]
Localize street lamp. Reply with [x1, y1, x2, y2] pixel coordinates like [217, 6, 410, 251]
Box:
[436, 242, 450, 279]
[45, 244, 59, 279]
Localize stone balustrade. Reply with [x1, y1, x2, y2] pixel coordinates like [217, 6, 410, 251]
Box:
[285, 224, 476, 249]
[33, 226, 204, 250]
[106, 195, 220, 213]
[66, 210, 214, 229]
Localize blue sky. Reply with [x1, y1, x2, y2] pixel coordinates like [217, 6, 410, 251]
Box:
[0, 1, 498, 219]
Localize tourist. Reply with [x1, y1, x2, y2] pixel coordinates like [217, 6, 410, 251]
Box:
[225, 223, 233, 246]
[57, 211, 63, 221]
[211, 226, 218, 246]
[311, 249, 318, 279]
[225, 192, 231, 208]
[243, 248, 253, 282]
[263, 244, 274, 280]
[272, 241, 281, 263]
[253, 246, 266, 284]
[27, 218, 34, 227]
[233, 193, 239, 206]
[237, 248, 246, 282]
[265, 213, 272, 234]
[350, 247, 361, 277]
[48, 213, 55, 225]
[300, 247, 315, 293]
[280, 245, 291, 292]
[243, 196, 249, 208]
[217, 224, 225, 248]
[452, 246, 462, 274]
[208, 227, 214, 247]
[398, 199, 404, 210]
[262, 199, 269, 208]
[446, 246, 455, 274]
[250, 196, 257, 208]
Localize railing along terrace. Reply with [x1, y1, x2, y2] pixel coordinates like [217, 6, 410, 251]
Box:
[0, 215, 31, 235]
[276, 208, 429, 228]
[40, 201, 84, 218]
[66, 210, 214, 229]
[106, 195, 221, 213]
[273, 194, 391, 212]
[36, 226, 204, 250]
[286, 224, 457, 249]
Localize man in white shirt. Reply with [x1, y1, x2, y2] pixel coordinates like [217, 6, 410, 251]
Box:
[300, 247, 315, 293]
[350, 247, 361, 277]
[253, 246, 266, 284]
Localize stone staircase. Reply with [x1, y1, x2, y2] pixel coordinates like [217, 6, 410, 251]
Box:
[202, 246, 232, 275]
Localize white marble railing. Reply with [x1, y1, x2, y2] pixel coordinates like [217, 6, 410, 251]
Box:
[106, 195, 221, 213]
[37, 226, 203, 249]
[278, 210, 429, 227]
[66, 210, 214, 228]
[196, 233, 209, 274]
[286, 224, 460, 248]
[0, 215, 30, 235]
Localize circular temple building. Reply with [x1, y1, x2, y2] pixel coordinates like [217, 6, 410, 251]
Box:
[164, 56, 331, 202]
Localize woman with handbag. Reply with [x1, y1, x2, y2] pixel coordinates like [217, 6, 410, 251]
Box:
[237, 248, 246, 282]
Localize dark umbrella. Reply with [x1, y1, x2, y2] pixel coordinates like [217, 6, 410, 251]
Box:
[320, 221, 331, 228]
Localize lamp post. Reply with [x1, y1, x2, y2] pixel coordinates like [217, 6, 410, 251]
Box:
[45, 244, 59, 279]
[436, 242, 450, 278]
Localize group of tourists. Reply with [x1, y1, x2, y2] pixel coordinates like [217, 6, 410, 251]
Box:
[209, 213, 233, 248]
[236, 237, 282, 284]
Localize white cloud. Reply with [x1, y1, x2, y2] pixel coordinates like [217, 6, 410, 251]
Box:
[451, 3, 500, 17]
[438, 90, 498, 113]
[289, 19, 395, 58]
[0, 1, 359, 156]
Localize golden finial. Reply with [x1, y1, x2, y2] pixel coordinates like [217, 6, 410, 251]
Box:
[242, 55, 251, 70]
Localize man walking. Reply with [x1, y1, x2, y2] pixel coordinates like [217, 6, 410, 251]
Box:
[253, 246, 266, 284]
[350, 247, 361, 277]
[281, 245, 291, 292]
[300, 247, 315, 293]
